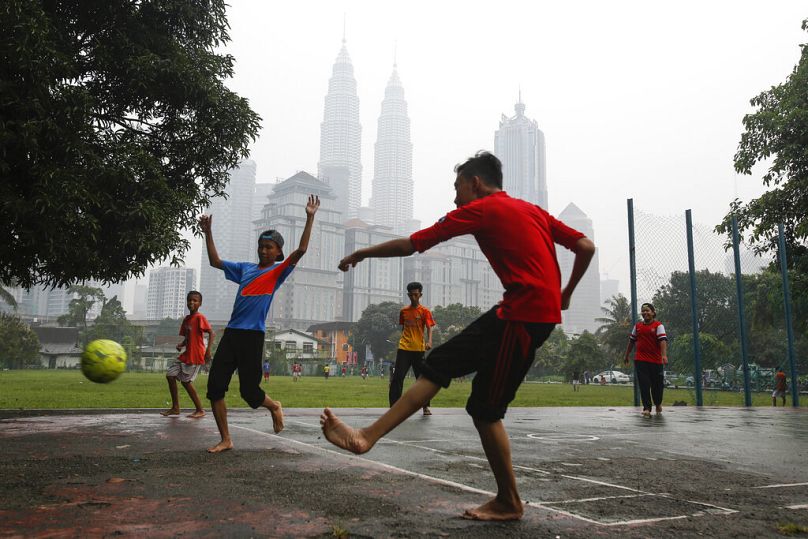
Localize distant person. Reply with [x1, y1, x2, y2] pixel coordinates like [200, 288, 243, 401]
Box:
[320, 151, 594, 521]
[341, 364, 347, 377]
[324, 364, 330, 380]
[572, 370, 580, 392]
[772, 367, 787, 406]
[361, 366, 368, 380]
[200, 194, 320, 453]
[624, 302, 668, 417]
[389, 282, 436, 416]
[292, 362, 301, 382]
[583, 370, 590, 385]
[262, 360, 270, 383]
[160, 291, 214, 419]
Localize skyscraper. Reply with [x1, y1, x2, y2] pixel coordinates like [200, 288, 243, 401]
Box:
[146, 267, 196, 320]
[494, 96, 548, 208]
[198, 160, 256, 322]
[318, 37, 362, 220]
[556, 203, 601, 334]
[370, 62, 413, 234]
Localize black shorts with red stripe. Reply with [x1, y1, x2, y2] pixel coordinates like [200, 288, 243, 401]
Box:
[418, 306, 555, 422]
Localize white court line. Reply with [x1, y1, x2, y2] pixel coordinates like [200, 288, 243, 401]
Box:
[273, 419, 739, 526]
[754, 482, 808, 489]
[786, 504, 808, 509]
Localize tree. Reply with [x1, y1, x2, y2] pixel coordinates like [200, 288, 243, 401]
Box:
[716, 19, 808, 275]
[596, 293, 632, 356]
[349, 302, 402, 363]
[57, 285, 105, 345]
[1, 1, 260, 289]
[0, 284, 17, 310]
[0, 314, 41, 369]
[566, 331, 606, 376]
[431, 303, 483, 346]
[532, 328, 570, 377]
[667, 332, 731, 374]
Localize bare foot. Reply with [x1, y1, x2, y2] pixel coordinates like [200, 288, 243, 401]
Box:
[320, 408, 372, 454]
[641, 410, 651, 417]
[269, 402, 284, 434]
[422, 407, 432, 416]
[207, 440, 233, 453]
[187, 410, 205, 419]
[160, 408, 180, 417]
[462, 497, 523, 521]
[655, 405, 663, 415]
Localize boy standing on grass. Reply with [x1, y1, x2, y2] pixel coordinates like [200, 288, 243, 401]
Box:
[390, 282, 436, 416]
[320, 151, 594, 521]
[160, 291, 213, 418]
[200, 194, 320, 453]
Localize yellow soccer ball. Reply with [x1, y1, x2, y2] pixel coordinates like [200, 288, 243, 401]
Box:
[81, 339, 127, 383]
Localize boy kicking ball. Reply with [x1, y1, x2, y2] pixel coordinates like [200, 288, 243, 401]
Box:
[321, 151, 594, 520]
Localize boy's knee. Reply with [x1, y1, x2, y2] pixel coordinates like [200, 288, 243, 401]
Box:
[239, 387, 265, 409]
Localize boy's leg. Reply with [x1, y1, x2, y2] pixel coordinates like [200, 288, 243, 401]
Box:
[388, 349, 412, 407]
[463, 418, 523, 521]
[161, 375, 180, 416]
[636, 362, 653, 413]
[321, 376, 441, 454]
[260, 393, 284, 434]
[411, 353, 432, 413]
[651, 363, 664, 413]
[235, 330, 284, 433]
[181, 381, 205, 417]
[208, 399, 232, 453]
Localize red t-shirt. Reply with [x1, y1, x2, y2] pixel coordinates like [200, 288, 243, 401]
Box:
[178, 312, 212, 365]
[630, 321, 667, 364]
[410, 191, 584, 323]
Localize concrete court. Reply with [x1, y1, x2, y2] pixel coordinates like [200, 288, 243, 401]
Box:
[0, 406, 806, 538]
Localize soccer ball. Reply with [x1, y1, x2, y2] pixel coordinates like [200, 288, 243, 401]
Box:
[81, 339, 127, 383]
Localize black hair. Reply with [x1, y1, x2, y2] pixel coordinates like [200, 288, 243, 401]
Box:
[187, 290, 203, 301]
[406, 282, 423, 293]
[454, 151, 503, 189]
[641, 302, 656, 316]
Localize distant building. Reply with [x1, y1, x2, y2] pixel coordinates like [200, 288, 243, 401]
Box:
[494, 96, 548, 208]
[600, 275, 620, 306]
[318, 37, 362, 220]
[370, 62, 413, 234]
[308, 321, 354, 364]
[146, 267, 196, 320]
[342, 219, 403, 322]
[557, 203, 601, 334]
[267, 329, 324, 364]
[198, 160, 257, 322]
[32, 326, 82, 369]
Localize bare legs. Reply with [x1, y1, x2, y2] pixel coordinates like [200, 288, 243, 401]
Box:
[463, 418, 523, 521]
[320, 377, 523, 521]
[321, 377, 440, 454]
[161, 377, 205, 417]
[208, 393, 284, 453]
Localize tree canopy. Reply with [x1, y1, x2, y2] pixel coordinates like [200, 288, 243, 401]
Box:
[431, 303, 482, 346]
[717, 19, 808, 263]
[1, 1, 260, 288]
[0, 314, 41, 369]
[349, 302, 401, 363]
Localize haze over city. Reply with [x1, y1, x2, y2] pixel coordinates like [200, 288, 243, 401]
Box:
[168, 0, 807, 292]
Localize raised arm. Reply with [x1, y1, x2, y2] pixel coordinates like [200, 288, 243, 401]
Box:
[287, 194, 321, 265]
[199, 215, 223, 269]
[338, 238, 416, 272]
[560, 237, 596, 309]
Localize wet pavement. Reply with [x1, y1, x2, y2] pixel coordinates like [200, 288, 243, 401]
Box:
[1, 406, 806, 537]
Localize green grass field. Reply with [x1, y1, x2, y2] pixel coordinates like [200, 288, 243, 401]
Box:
[0, 370, 788, 409]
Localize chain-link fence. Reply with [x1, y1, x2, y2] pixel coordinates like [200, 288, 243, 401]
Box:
[630, 200, 803, 407]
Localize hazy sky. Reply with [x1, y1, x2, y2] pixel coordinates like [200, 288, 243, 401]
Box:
[181, 1, 806, 296]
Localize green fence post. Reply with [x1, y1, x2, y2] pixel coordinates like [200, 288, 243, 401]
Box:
[777, 224, 799, 407]
[686, 210, 703, 406]
[731, 216, 752, 406]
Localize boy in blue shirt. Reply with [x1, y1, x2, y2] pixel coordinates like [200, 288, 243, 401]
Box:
[200, 194, 320, 453]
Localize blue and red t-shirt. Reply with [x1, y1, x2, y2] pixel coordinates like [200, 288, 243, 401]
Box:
[629, 320, 668, 363]
[410, 191, 585, 323]
[222, 257, 295, 332]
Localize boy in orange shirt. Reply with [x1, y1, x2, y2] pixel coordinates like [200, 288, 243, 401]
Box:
[161, 291, 214, 418]
[390, 282, 436, 415]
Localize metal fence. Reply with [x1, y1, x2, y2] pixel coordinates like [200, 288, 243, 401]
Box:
[628, 199, 802, 407]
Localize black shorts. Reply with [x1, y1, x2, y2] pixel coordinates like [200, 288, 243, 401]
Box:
[418, 306, 554, 422]
[206, 328, 266, 408]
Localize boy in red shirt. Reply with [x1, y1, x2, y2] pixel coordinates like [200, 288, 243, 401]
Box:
[161, 291, 214, 418]
[623, 302, 667, 417]
[320, 151, 595, 521]
[390, 282, 436, 415]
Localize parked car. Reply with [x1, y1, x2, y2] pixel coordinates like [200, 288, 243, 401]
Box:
[592, 370, 631, 384]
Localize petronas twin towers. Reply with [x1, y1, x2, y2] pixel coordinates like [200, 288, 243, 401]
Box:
[317, 38, 413, 234]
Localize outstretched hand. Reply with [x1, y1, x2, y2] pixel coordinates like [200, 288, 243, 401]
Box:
[338, 252, 364, 272]
[199, 214, 212, 234]
[306, 194, 321, 216]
